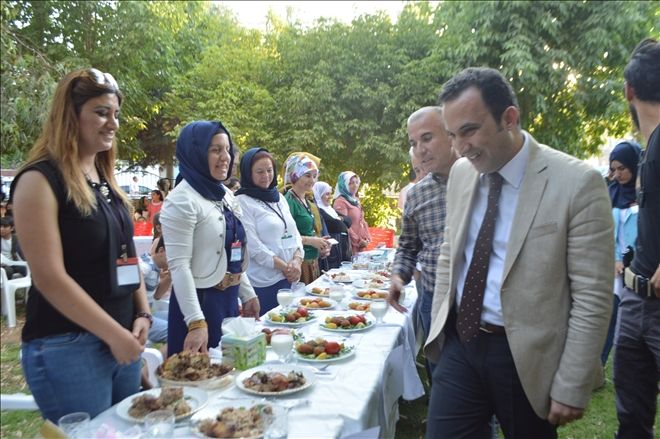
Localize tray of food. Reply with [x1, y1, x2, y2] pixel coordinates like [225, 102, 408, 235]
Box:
[354, 289, 389, 301]
[236, 364, 317, 396]
[191, 399, 270, 439]
[294, 336, 355, 363]
[265, 307, 317, 326]
[156, 351, 234, 389]
[298, 297, 336, 309]
[352, 277, 389, 289]
[116, 386, 207, 423]
[320, 314, 374, 332]
[324, 271, 355, 283]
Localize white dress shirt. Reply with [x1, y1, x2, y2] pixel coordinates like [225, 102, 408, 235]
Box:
[455, 134, 530, 326]
[237, 194, 304, 288]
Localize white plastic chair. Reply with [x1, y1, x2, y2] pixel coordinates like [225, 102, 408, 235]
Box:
[0, 393, 38, 411]
[142, 347, 164, 388]
[1, 261, 32, 328]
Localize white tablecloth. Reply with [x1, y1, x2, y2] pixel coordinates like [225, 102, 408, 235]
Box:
[90, 267, 423, 439]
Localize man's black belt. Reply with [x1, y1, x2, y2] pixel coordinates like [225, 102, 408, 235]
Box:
[623, 267, 657, 299]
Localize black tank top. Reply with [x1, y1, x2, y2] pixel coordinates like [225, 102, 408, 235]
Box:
[12, 160, 135, 341]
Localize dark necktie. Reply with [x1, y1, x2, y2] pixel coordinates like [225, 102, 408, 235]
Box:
[456, 172, 504, 343]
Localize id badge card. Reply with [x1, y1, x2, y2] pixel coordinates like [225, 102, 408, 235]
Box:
[230, 241, 242, 262]
[281, 232, 297, 249]
[116, 257, 140, 286]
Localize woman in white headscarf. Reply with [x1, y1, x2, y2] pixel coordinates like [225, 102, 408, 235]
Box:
[313, 182, 352, 268]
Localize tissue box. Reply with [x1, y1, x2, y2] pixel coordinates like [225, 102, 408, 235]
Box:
[221, 332, 267, 370]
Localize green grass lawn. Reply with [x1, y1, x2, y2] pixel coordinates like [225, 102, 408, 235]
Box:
[1, 304, 653, 439]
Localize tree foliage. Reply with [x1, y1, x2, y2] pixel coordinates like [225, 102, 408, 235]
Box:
[2, 0, 657, 224]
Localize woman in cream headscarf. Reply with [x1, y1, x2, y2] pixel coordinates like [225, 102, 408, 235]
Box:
[313, 181, 352, 268]
[282, 153, 331, 283]
[333, 171, 370, 255]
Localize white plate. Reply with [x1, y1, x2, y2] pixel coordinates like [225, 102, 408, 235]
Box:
[265, 312, 317, 327]
[323, 272, 355, 283]
[319, 314, 375, 333]
[307, 286, 330, 297]
[116, 387, 207, 423]
[352, 278, 390, 289]
[294, 339, 356, 363]
[191, 398, 268, 439]
[236, 364, 317, 396]
[156, 361, 234, 390]
[353, 290, 389, 301]
[297, 297, 337, 309]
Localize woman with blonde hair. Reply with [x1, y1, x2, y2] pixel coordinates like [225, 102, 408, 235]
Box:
[282, 153, 331, 284]
[333, 171, 371, 255]
[11, 68, 150, 421]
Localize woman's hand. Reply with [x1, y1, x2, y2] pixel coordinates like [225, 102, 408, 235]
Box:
[132, 317, 151, 346]
[183, 328, 209, 353]
[614, 261, 624, 276]
[359, 239, 369, 249]
[285, 258, 302, 283]
[108, 328, 145, 364]
[242, 297, 261, 318]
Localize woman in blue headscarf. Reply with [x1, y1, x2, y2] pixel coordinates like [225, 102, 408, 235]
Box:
[235, 147, 304, 313]
[333, 171, 371, 255]
[160, 121, 260, 355]
[601, 140, 641, 366]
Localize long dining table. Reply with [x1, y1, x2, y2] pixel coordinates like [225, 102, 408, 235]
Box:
[90, 252, 424, 438]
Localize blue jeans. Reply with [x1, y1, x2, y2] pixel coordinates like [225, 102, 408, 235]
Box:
[419, 289, 436, 377]
[613, 287, 660, 439]
[21, 332, 140, 423]
[148, 310, 169, 344]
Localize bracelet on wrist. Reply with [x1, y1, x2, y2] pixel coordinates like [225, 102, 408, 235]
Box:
[134, 311, 153, 328]
[188, 319, 208, 332]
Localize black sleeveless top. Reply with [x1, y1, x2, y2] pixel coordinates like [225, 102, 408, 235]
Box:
[12, 160, 136, 342]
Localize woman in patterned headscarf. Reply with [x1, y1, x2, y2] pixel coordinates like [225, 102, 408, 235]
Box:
[333, 171, 370, 255]
[282, 153, 331, 283]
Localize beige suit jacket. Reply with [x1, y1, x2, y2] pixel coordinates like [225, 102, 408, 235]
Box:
[424, 133, 614, 418]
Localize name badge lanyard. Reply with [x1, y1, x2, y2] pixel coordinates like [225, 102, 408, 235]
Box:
[218, 201, 243, 262]
[262, 201, 291, 237]
[97, 188, 140, 286]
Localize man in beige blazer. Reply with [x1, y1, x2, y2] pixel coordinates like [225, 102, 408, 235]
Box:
[424, 67, 614, 438]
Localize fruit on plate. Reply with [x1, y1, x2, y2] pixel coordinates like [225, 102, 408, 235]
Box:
[295, 337, 350, 360]
[348, 302, 370, 311]
[357, 290, 388, 300]
[321, 314, 369, 330]
[299, 297, 332, 308]
[268, 308, 314, 324]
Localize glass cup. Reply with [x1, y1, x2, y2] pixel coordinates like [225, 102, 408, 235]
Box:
[370, 300, 389, 325]
[340, 261, 353, 271]
[58, 412, 90, 437]
[276, 289, 293, 309]
[261, 404, 288, 439]
[328, 285, 345, 304]
[291, 282, 306, 297]
[270, 333, 293, 363]
[143, 409, 175, 438]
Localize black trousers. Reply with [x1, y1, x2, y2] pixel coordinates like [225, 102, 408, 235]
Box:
[426, 316, 557, 439]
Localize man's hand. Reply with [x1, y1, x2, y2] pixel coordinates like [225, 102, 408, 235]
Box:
[651, 264, 660, 298]
[614, 261, 624, 276]
[387, 274, 408, 313]
[242, 297, 261, 318]
[547, 399, 584, 427]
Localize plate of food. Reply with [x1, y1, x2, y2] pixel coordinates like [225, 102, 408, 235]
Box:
[157, 352, 234, 389]
[294, 336, 355, 363]
[320, 314, 374, 332]
[298, 297, 336, 309]
[354, 289, 389, 301]
[116, 386, 207, 423]
[347, 301, 371, 312]
[307, 286, 330, 297]
[265, 307, 317, 327]
[353, 277, 389, 290]
[324, 271, 355, 283]
[191, 399, 271, 439]
[236, 364, 317, 396]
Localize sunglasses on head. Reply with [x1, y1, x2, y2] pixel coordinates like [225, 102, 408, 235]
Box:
[87, 68, 119, 90]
